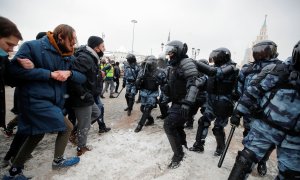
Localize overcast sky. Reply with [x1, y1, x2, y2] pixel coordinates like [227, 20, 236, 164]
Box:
[1, 0, 299, 64]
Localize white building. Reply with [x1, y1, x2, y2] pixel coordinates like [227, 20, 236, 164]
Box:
[242, 15, 269, 66]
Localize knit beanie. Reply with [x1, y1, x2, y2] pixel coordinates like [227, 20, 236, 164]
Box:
[88, 36, 104, 49]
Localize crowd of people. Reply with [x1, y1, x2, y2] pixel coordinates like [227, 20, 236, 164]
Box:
[0, 15, 299, 180]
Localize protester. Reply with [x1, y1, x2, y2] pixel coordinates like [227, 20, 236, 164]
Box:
[0, 16, 23, 133]
[3, 24, 85, 179]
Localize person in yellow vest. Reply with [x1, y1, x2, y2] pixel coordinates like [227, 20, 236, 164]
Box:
[100, 58, 107, 70]
[101, 60, 116, 98]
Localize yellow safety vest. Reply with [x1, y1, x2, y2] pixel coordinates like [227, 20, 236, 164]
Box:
[106, 65, 114, 78]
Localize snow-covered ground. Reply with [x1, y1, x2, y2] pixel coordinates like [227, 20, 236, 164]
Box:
[1, 86, 278, 179]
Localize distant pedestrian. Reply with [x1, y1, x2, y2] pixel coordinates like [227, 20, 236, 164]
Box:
[114, 61, 121, 93]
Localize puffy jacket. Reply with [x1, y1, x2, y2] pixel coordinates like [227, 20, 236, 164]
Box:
[7, 36, 86, 135]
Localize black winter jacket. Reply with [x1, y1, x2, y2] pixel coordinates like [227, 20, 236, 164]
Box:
[69, 46, 102, 107]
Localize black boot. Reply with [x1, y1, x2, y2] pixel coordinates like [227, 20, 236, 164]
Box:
[127, 98, 134, 116]
[166, 134, 184, 169]
[135, 107, 151, 132]
[134, 125, 143, 133]
[190, 117, 209, 152]
[228, 149, 256, 180]
[213, 127, 225, 156]
[189, 140, 205, 152]
[98, 119, 111, 134]
[145, 116, 154, 126]
[157, 103, 168, 119]
[257, 144, 275, 176]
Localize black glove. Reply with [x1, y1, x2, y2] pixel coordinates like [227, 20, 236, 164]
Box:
[180, 104, 190, 117]
[230, 113, 241, 127]
[122, 83, 126, 88]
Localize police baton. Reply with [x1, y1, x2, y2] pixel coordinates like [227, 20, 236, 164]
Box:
[115, 87, 124, 98]
[218, 125, 236, 168]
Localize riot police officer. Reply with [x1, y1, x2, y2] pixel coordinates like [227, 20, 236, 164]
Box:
[184, 59, 209, 129]
[228, 41, 300, 180]
[163, 40, 200, 169]
[189, 48, 239, 156]
[134, 56, 167, 132]
[236, 40, 281, 176]
[123, 54, 140, 116]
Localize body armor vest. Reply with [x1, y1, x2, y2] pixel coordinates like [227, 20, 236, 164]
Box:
[167, 65, 187, 103]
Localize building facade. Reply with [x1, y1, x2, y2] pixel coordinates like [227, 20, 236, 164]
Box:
[242, 15, 269, 65]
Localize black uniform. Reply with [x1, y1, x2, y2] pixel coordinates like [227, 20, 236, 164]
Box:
[163, 40, 199, 169]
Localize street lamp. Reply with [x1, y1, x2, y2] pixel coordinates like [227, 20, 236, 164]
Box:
[192, 48, 200, 59]
[131, 19, 138, 54]
[161, 43, 164, 52]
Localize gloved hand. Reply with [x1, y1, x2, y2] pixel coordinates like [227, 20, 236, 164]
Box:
[230, 113, 241, 127]
[122, 83, 126, 88]
[180, 104, 190, 117]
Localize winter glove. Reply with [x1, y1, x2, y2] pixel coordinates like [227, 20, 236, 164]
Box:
[180, 104, 190, 117]
[122, 83, 126, 88]
[230, 113, 242, 127]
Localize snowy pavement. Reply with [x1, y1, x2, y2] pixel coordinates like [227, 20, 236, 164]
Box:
[1, 86, 278, 179]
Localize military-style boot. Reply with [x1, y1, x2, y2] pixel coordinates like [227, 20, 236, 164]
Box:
[189, 140, 205, 152]
[157, 103, 168, 119]
[213, 127, 225, 156]
[228, 150, 256, 180]
[166, 134, 184, 169]
[135, 107, 151, 132]
[257, 144, 275, 176]
[127, 98, 134, 116]
[144, 116, 154, 126]
[189, 117, 208, 152]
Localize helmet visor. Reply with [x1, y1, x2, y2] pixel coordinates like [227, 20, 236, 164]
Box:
[164, 45, 177, 55]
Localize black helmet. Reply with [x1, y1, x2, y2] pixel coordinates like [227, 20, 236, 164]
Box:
[252, 40, 278, 61]
[126, 53, 136, 64]
[198, 59, 209, 65]
[292, 40, 300, 70]
[144, 55, 157, 72]
[209, 47, 231, 66]
[164, 40, 188, 58]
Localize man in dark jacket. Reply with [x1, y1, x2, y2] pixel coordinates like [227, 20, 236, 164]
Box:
[0, 16, 23, 131]
[114, 61, 121, 93]
[69, 36, 108, 156]
[4, 24, 85, 179]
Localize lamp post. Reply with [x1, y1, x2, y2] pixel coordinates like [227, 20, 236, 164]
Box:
[192, 48, 200, 59]
[161, 43, 164, 52]
[131, 20, 137, 54]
